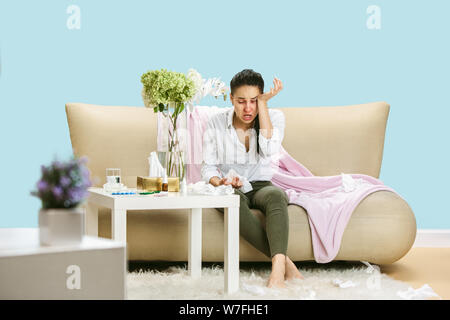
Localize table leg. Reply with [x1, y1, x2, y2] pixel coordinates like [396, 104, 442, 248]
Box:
[85, 202, 98, 237]
[188, 208, 202, 278]
[224, 206, 239, 294]
[111, 208, 127, 243]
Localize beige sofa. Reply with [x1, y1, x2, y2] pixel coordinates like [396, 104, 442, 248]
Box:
[65, 101, 416, 264]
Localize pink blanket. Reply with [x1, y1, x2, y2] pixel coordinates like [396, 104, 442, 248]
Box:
[185, 106, 404, 263]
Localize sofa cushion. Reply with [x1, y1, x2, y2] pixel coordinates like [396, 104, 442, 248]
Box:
[279, 102, 389, 177]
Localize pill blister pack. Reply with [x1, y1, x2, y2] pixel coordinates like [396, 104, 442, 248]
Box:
[111, 191, 137, 195]
[109, 190, 167, 196]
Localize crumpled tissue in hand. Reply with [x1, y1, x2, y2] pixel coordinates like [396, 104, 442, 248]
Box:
[188, 169, 253, 195]
[224, 169, 253, 193]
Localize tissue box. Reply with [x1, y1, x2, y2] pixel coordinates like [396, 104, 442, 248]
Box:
[137, 176, 180, 192]
[137, 176, 162, 191]
[168, 177, 180, 192]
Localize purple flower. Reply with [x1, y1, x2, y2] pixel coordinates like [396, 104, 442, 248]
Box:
[52, 186, 63, 199]
[68, 188, 85, 203]
[60, 176, 71, 188]
[81, 166, 90, 178]
[37, 180, 48, 192]
[81, 170, 91, 186]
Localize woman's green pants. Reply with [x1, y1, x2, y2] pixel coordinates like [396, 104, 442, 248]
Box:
[216, 180, 290, 258]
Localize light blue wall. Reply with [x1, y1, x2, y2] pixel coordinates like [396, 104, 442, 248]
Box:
[0, 0, 448, 228]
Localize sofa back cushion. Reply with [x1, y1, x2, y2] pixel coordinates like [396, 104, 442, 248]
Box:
[279, 101, 389, 177]
[65, 101, 389, 186]
[65, 103, 158, 187]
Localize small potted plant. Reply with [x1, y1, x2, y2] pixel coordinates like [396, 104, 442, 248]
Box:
[31, 156, 92, 246]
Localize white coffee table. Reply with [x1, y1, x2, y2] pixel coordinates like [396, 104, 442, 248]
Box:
[85, 187, 240, 294]
[0, 228, 126, 299]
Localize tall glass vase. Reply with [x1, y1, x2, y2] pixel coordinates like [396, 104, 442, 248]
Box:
[156, 102, 188, 183]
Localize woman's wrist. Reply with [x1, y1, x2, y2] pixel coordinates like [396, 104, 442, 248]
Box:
[258, 99, 268, 108]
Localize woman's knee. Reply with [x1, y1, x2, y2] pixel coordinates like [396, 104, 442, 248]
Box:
[263, 186, 289, 205]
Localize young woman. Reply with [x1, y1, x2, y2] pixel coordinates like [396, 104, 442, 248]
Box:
[201, 69, 304, 288]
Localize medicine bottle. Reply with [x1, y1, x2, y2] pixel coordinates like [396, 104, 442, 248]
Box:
[162, 171, 168, 192]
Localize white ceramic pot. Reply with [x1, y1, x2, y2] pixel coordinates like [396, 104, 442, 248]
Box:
[39, 207, 84, 246]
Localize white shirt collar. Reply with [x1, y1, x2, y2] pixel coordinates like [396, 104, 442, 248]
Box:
[227, 108, 234, 129]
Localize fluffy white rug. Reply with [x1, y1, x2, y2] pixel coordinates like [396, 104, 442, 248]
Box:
[127, 262, 440, 300]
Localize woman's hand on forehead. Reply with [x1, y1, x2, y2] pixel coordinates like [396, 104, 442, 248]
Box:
[258, 77, 283, 102]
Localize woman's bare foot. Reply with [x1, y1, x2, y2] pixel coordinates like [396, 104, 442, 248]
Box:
[267, 254, 286, 288]
[285, 256, 304, 281]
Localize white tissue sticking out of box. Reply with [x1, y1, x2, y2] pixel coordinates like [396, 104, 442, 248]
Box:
[148, 151, 165, 177]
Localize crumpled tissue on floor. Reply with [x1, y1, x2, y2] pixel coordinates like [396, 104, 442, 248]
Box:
[397, 284, 441, 300]
[332, 279, 358, 288]
[361, 261, 440, 300]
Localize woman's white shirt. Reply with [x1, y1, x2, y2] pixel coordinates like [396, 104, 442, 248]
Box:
[201, 107, 285, 189]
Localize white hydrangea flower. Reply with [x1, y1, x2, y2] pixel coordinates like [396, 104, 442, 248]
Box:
[141, 87, 152, 108]
[187, 68, 203, 93]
